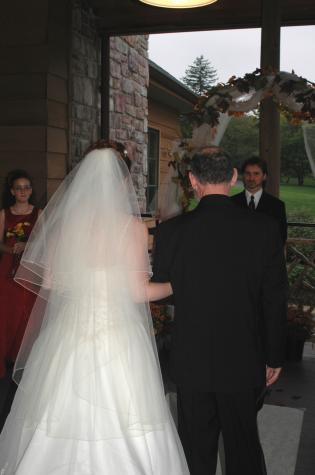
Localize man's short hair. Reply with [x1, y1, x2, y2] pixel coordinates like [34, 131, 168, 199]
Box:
[241, 157, 268, 175]
[190, 149, 234, 184]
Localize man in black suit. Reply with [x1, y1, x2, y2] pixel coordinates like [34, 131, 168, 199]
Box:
[152, 150, 287, 475]
[231, 157, 287, 244]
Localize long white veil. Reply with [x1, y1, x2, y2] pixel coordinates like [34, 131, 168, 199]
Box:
[302, 123, 315, 179]
[15, 148, 145, 300]
[1, 148, 170, 452]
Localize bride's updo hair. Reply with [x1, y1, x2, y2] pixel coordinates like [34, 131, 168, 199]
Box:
[84, 139, 131, 171]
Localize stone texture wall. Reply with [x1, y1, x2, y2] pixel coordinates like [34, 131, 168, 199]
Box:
[70, 2, 149, 210]
[109, 35, 149, 211]
[70, 0, 100, 167]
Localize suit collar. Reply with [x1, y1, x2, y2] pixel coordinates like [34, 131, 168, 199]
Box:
[239, 189, 267, 204]
[197, 194, 232, 209]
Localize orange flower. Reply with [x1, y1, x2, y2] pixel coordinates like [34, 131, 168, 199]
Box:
[6, 221, 31, 240]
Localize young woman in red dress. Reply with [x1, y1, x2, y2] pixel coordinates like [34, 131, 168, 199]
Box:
[0, 170, 41, 378]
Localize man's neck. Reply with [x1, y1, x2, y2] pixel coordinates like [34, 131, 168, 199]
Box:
[198, 184, 230, 198]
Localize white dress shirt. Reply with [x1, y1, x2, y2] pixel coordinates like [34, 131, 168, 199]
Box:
[245, 188, 263, 209]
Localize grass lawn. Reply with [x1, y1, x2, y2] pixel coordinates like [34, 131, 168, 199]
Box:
[280, 184, 315, 220]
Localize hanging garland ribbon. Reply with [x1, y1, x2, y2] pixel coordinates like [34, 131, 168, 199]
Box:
[182, 68, 315, 130]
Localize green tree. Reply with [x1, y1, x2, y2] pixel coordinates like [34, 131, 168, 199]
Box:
[182, 55, 218, 95]
[220, 115, 259, 169]
[220, 114, 311, 186]
[280, 117, 311, 186]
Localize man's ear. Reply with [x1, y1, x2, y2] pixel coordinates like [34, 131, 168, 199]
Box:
[189, 172, 197, 189]
[231, 168, 238, 187]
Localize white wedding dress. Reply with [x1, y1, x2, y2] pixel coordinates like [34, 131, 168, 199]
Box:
[0, 271, 188, 475]
[0, 149, 189, 474]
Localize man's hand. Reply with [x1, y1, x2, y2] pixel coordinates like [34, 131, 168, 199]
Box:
[266, 366, 282, 386]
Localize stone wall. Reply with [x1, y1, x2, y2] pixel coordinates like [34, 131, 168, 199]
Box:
[109, 35, 149, 211]
[70, 0, 100, 167]
[70, 2, 149, 210]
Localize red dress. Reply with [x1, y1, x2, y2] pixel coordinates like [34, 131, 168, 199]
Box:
[0, 207, 39, 377]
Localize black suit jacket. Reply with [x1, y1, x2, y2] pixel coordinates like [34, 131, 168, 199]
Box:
[231, 190, 287, 244]
[152, 194, 287, 392]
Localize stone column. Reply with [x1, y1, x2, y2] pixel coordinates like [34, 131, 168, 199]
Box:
[101, 36, 110, 140]
[70, 0, 100, 167]
[109, 35, 149, 211]
[71, 28, 149, 210]
[260, 0, 281, 197]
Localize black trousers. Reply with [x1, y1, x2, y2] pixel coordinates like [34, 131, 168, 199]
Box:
[177, 387, 267, 475]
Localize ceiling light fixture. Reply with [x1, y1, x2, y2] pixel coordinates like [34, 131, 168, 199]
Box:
[138, 0, 218, 9]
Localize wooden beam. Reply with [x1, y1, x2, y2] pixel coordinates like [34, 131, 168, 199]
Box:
[92, 0, 315, 36]
[260, 0, 281, 197]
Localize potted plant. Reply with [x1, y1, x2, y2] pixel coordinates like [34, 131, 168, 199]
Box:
[150, 303, 172, 347]
[286, 305, 315, 361]
[286, 245, 315, 361]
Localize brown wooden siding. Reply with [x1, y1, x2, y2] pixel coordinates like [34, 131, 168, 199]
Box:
[148, 99, 182, 210]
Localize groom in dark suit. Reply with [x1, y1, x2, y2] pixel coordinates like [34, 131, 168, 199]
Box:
[152, 150, 287, 475]
[231, 157, 287, 244]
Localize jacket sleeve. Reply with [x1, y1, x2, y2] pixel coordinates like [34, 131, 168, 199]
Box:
[261, 220, 288, 368]
[151, 222, 172, 283]
[151, 221, 176, 305]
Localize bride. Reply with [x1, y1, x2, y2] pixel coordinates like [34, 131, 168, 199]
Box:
[0, 142, 189, 475]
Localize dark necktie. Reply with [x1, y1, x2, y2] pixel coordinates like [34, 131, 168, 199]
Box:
[249, 195, 255, 211]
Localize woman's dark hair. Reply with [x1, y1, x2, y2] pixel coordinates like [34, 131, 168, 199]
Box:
[2, 169, 33, 208]
[84, 139, 132, 171]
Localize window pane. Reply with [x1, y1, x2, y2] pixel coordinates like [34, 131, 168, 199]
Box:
[148, 159, 157, 185]
[147, 185, 157, 212]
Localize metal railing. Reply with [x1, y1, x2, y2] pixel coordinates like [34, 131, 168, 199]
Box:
[286, 223, 315, 342]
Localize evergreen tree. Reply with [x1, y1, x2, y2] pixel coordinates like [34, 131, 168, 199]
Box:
[182, 55, 218, 95]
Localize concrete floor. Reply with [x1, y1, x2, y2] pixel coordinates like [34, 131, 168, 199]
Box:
[266, 342, 315, 475]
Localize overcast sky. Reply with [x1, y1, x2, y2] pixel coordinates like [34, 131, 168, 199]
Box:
[148, 26, 315, 84]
